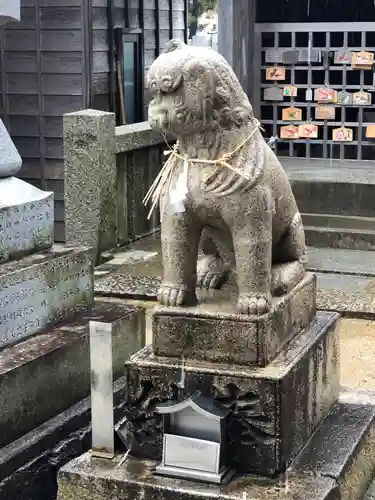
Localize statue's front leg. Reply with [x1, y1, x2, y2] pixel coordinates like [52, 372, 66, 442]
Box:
[231, 191, 273, 316]
[159, 209, 201, 307]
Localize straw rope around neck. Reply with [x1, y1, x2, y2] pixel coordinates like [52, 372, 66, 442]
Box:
[143, 119, 263, 220]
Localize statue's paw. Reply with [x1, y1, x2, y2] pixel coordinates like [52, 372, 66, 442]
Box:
[237, 293, 271, 316]
[157, 283, 197, 307]
[197, 255, 229, 290]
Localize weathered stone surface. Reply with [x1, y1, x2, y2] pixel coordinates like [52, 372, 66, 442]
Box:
[0, 245, 94, 348]
[364, 478, 375, 499]
[64, 109, 117, 255]
[0, 301, 145, 448]
[0, 376, 130, 498]
[0, 177, 54, 264]
[146, 40, 307, 315]
[57, 453, 339, 500]
[153, 273, 316, 366]
[123, 312, 340, 477]
[289, 388, 375, 500]
[0, 119, 22, 177]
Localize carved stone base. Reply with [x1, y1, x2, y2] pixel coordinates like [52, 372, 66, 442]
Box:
[124, 311, 340, 477]
[153, 273, 316, 366]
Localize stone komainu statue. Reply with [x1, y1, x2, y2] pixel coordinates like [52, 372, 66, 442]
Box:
[146, 40, 307, 316]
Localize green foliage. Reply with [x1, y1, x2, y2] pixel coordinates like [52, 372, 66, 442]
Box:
[188, 0, 218, 37]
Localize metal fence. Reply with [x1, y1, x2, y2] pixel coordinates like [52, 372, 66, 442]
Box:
[254, 22, 375, 160]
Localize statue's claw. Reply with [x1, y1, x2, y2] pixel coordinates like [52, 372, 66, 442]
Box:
[197, 255, 230, 290]
[237, 293, 271, 316]
[157, 284, 197, 307]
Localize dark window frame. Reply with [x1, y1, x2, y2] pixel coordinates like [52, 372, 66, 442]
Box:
[114, 28, 144, 125]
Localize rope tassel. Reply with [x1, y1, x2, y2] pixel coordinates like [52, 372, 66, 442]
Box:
[143, 120, 262, 219]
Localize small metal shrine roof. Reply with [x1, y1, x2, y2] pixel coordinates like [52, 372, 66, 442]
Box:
[155, 391, 231, 421]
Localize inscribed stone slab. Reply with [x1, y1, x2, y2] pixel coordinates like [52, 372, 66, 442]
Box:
[0, 246, 94, 348]
[0, 177, 54, 263]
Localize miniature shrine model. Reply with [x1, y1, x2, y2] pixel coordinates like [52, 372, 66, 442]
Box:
[57, 41, 375, 500]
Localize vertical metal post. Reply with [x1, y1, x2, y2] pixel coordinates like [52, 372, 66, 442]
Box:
[89, 321, 115, 459]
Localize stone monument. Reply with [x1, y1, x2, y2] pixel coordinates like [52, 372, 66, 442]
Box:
[57, 41, 375, 500]
[0, 116, 93, 348]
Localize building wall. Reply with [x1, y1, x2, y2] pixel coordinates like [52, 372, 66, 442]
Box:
[0, 0, 89, 242]
[91, 0, 187, 118]
[0, 0, 187, 242]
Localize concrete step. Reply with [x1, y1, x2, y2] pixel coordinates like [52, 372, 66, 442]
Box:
[0, 244, 94, 348]
[289, 388, 375, 500]
[305, 226, 375, 251]
[0, 299, 145, 448]
[302, 213, 375, 231]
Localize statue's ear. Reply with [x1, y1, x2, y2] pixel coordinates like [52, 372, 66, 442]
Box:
[163, 39, 187, 54]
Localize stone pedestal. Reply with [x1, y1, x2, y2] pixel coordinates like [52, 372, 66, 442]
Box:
[124, 311, 339, 477]
[153, 274, 316, 366]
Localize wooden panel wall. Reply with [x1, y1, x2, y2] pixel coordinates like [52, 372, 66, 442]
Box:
[0, 0, 187, 242]
[91, 0, 188, 119]
[0, 0, 88, 242]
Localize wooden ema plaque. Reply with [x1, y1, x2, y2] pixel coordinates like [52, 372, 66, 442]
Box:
[283, 85, 298, 97]
[315, 106, 336, 120]
[337, 91, 353, 105]
[334, 50, 353, 65]
[353, 91, 372, 106]
[298, 123, 319, 139]
[332, 127, 353, 142]
[282, 107, 303, 121]
[264, 87, 283, 101]
[266, 66, 286, 81]
[366, 125, 375, 138]
[351, 51, 374, 70]
[280, 125, 299, 139]
[314, 87, 337, 103]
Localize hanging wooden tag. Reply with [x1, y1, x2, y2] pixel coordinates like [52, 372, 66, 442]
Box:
[365, 125, 375, 138]
[282, 50, 299, 64]
[315, 106, 336, 120]
[332, 127, 353, 142]
[305, 88, 313, 101]
[283, 85, 298, 97]
[280, 125, 299, 139]
[282, 106, 303, 121]
[298, 48, 321, 63]
[334, 50, 353, 65]
[337, 91, 353, 105]
[266, 66, 286, 81]
[265, 49, 284, 64]
[314, 87, 337, 103]
[264, 87, 284, 101]
[353, 91, 372, 106]
[352, 51, 374, 69]
[298, 123, 319, 139]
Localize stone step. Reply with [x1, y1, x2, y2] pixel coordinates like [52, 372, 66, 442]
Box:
[303, 213, 375, 231]
[305, 225, 375, 252]
[289, 388, 375, 500]
[0, 299, 145, 448]
[0, 245, 94, 348]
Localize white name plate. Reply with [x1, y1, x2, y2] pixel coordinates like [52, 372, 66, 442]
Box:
[164, 434, 220, 473]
